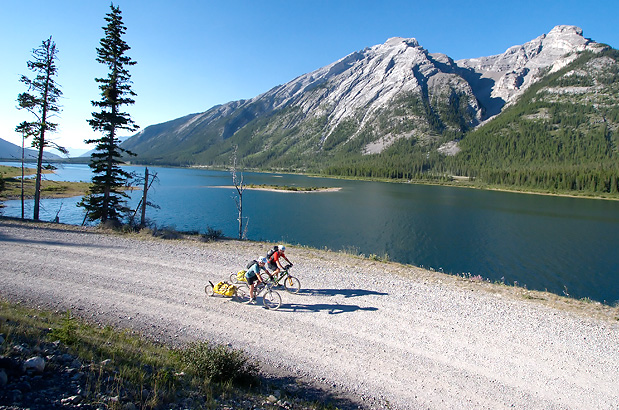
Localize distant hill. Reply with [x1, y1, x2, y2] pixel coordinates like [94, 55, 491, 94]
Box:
[80, 137, 132, 158]
[0, 138, 62, 161]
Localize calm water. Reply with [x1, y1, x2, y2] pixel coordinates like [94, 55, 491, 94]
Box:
[2, 162, 618, 304]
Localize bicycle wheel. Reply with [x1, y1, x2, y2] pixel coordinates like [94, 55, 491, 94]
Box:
[233, 285, 251, 303]
[205, 283, 214, 297]
[262, 289, 282, 310]
[258, 271, 271, 283]
[283, 276, 301, 294]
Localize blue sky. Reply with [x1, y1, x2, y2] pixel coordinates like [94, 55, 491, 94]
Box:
[1, 0, 617, 156]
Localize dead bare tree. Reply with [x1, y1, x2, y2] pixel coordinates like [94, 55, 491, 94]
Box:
[130, 167, 159, 228]
[230, 145, 247, 239]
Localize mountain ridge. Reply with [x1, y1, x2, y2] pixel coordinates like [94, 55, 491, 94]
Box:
[0, 137, 62, 161]
[121, 25, 618, 194]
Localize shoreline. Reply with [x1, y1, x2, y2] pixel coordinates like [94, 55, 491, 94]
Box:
[313, 173, 619, 201]
[442, 181, 619, 201]
[3, 163, 617, 201]
[187, 164, 619, 201]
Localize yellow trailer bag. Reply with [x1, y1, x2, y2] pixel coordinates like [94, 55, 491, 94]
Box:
[213, 281, 236, 297]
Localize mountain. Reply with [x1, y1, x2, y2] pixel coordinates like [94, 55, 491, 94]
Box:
[0, 138, 63, 161]
[121, 25, 618, 193]
[445, 46, 619, 192]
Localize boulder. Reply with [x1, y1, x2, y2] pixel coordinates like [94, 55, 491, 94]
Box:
[23, 356, 46, 373]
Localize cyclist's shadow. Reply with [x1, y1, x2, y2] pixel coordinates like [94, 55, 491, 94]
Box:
[279, 302, 378, 314]
[297, 288, 388, 298]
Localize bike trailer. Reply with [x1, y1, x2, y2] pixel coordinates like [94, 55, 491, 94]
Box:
[213, 281, 237, 297]
[236, 270, 247, 282]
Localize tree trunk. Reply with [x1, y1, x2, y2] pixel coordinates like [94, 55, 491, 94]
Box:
[33, 143, 43, 220]
[238, 192, 243, 239]
[21, 135, 25, 220]
[103, 134, 113, 222]
[140, 167, 148, 227]
[33, 45, 54, 221]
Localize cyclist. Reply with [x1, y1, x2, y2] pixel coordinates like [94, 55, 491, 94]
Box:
[267, 245, 293, 279]
[245, 257, 268, 304]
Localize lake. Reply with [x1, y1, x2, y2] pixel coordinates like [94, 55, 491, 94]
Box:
[2, 162, 618, 305]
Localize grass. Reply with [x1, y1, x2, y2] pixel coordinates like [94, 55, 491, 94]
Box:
[0, 164, 91, 201]
[0, 298, 334, 409]
[115, 222, 225, 242]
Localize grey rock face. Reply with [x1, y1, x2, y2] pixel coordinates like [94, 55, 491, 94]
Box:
[246, 36, 483, 145]
[125, 25, 604, 158]
[456, 25, 603, 116]
[236, 26, 598, 146]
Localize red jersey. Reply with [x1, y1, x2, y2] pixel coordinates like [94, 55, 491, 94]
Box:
[270, 250, 283, 264]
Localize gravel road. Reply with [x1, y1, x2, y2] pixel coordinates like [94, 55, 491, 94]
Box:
[1, 218, 618, 410]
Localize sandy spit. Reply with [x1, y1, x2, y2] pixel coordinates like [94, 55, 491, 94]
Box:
[208, 185, 342, 193]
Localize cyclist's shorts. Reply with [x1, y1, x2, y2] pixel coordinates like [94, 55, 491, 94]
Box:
[247, 275, 259, 285]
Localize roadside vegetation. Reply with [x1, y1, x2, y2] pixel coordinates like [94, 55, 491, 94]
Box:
[0, 298, 338, 409]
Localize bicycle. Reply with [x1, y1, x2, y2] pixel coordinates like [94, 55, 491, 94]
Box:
[229, 269, 270, 284]
[237, 280, 282, 310]
[231, 264, 300, 294]
[271, 264, 300, 294]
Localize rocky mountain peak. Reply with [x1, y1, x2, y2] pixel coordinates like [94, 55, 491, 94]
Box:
[383, 37, 420, 48]
[253, 34, 440, 140]
[546, 24, 584, 41]
[252, 25, 601, 147]
[456, 25, 602, 115]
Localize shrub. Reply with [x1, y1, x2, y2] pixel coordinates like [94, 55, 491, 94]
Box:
[49, 310, 79, 345]
[177, 341, 257, 385]
[151, 225, 183, 240]
[202, 226, 224, 242]
[368, 253, 390, 262]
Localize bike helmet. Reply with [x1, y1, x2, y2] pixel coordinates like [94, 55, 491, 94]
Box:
[279, 245, 286, 252]
[259, 257, 268, 264]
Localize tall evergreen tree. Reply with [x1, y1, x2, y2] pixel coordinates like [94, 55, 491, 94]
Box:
[79, 4, 139, 224]
[16, 37, 67, 220]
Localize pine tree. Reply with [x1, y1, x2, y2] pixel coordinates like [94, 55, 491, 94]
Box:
[16, 37, 67, 220]
[79, 4, 138, 224]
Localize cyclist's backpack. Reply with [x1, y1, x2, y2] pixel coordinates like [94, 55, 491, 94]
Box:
[266, 245, 278, 262]
[213, 281, 236, 297]
[246, 260, 258, 269]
